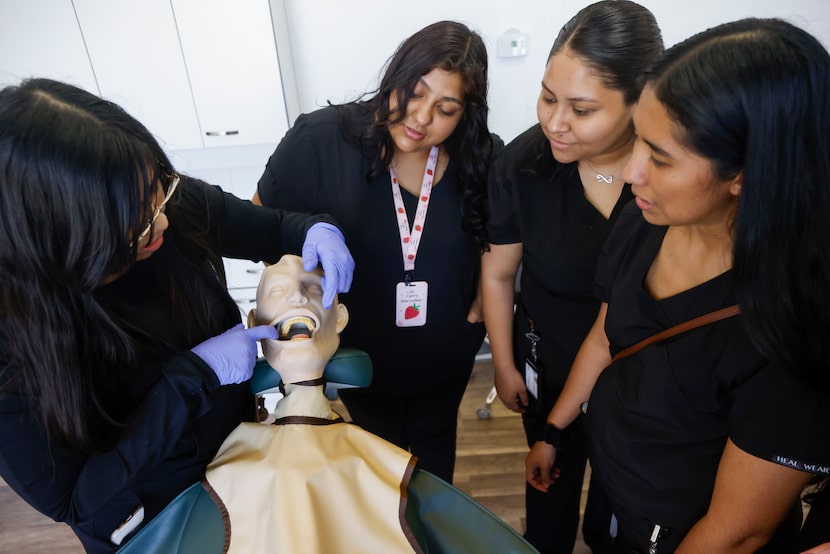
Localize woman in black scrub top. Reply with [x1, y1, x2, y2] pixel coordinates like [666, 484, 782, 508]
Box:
[254, 21, 499, 483]
[0, 79, 353, 553]
[481, 2, 662, 552]
[527, 18, 830, 553]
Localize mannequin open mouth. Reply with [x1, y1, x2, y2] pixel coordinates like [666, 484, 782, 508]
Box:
[275, 315, 316, 341]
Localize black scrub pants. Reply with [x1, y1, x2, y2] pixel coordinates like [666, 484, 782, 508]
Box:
[514, 303, 613, 554]
[523, 411, 613, 554]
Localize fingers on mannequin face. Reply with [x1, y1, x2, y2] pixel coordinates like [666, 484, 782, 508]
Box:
[248, 256, 349, 379]
[249, 255, 349, 340]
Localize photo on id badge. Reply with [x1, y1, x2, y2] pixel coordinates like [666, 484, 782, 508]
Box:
[396, 281, 428, 327]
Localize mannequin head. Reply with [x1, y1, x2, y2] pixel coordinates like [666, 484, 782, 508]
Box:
[248, 255, 349, 383]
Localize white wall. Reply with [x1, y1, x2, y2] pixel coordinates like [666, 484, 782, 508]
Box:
[4, 1, 828, 176]
[279, 0, 830, 143]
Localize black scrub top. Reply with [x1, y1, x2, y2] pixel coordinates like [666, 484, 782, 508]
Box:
[586, 203, 830, 550]
[487, 125, 633, 388]
[0, 177, 326, 553]
[257, 105, 486, 394]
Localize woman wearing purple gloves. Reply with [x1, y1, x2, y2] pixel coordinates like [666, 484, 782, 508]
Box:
[0, 79, 353, 553]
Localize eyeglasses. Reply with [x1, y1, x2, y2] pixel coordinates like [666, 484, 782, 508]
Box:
[133, 173, 180, 247]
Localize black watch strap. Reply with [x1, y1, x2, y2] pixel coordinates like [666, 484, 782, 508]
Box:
[543, 423, 563, 449]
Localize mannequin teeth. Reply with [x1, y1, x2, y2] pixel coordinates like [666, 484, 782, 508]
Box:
[276, 316, 316, 340]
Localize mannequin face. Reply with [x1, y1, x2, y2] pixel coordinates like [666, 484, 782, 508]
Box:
[249, 255, 348, 383]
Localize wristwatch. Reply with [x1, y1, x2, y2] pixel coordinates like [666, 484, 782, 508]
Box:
[543, 423, 563, 449]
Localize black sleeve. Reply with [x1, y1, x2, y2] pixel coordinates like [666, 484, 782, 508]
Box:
[0, 353, 220, 525]
[728, 356, 830, 474]
[175, 176, 338, 265]
[486, 143, 521, 246]
[256, 111, 325, 213]
[489, 132, 506, 162]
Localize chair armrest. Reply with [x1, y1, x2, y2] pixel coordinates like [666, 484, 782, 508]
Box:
[116, 482, 223, 554]
[249, 347, 372, 395]
[406, 468, 538, 553]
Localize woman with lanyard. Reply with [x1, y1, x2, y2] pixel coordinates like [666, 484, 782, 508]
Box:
[526, 17, 830, 552]
[253, 20, 500, 483]
[481, 2, 663, 552]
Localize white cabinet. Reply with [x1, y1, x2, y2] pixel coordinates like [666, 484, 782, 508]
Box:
[0, 0, 289, 299]
[72, 0, 204, 150]
[172, 0, 290, 148]
[0, 0, 98, 92]
[0, 0, 291, 152]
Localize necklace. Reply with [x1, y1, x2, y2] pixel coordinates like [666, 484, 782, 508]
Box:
[581, 160, 620, 184]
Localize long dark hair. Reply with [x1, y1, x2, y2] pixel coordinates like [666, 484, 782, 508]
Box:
[646, 19, 830, 390]
[525, 0, 663, 173]
[339, 20, 494, 249]
[0, 79, 233, 453]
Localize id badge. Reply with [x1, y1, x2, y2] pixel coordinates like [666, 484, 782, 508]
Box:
[524, 357, 540, 400]
[396, 281, 428, 327]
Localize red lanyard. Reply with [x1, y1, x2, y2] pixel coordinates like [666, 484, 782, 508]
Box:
[389, 145, 439, 274]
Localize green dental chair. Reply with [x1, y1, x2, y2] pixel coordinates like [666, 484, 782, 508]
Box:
[117, 348, 538, 553]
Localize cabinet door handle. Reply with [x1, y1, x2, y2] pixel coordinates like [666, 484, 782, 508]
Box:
[205, 130, 239, 136]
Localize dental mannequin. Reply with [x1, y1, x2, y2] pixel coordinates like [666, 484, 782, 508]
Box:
[252, 254, 349, 420]
[203, 255, 421, 553]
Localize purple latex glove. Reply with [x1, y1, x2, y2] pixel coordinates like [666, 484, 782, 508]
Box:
[301, 222, 355, 309]
[191, 323, 278, 385]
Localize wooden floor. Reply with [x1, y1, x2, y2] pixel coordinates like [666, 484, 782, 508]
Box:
[453, 359, 592, 554]
[0, 358, 591, 553]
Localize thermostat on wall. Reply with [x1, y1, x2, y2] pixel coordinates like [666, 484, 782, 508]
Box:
[497, 30, 528, 58]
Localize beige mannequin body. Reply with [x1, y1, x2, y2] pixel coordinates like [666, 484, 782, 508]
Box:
[204, 255, 421, 553]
